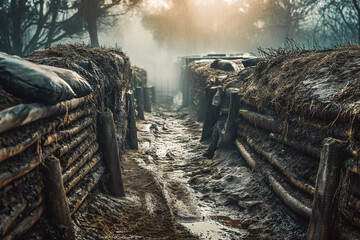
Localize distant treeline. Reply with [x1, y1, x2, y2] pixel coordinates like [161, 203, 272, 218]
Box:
[0, 0, 358, 57]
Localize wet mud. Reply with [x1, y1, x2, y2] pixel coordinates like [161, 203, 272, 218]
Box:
[74, 105, 307, 239]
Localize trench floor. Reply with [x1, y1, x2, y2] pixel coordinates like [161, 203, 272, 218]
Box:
[73, 105, 307, 239]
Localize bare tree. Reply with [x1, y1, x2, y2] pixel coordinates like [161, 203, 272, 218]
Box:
[301, 0, 360, 45]
[0, 0, 81, 56]
[79, 0, 142, 47]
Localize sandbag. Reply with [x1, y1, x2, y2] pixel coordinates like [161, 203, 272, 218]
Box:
[242, 58, 260, 68]
[0, 52, 75, 105]
[210, 59, 240, 72]
[39, 65, 92, 97]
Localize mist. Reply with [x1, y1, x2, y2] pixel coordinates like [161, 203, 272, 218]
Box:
[75, 0, 357, 99]
[99, 15, 181, 96]
[96, 0, 260, 98]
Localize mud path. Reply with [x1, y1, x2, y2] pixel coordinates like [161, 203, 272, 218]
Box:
[74, 106, 307, 239]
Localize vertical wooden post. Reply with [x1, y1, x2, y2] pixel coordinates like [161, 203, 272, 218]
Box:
[100, 109, 125, 197]
[143, 86, 152, 112]
[198, 94, 206, 122]
[306, 138, 345, 240]
[150, 86, 156, 104]
[201, 86, 220, 141]
[127, 92, 138, 150]
[182, 63, 190, 107]
[42, 157, 75, 240]
[223, 89, 240, 146]
[134, 87, 145, 120]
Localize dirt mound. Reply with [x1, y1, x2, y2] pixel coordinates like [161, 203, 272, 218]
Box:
[26, 44, 130, 90]
[26, 44, 130, 110]
[26, 44, 132, 148]
[132, 66, 148, 88]
[187, 61, 241, 88]
[240, 45, 360, 119]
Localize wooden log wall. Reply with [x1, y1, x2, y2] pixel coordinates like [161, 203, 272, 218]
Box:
[0, 95, 106, 239]
[193, 75, 360, 239]
[223, 90, 360, 239]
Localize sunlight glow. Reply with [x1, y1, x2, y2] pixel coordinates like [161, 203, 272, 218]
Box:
[145, 0, 170, 11]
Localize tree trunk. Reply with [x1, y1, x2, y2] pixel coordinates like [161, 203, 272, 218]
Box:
[10, 0, 25, 56]
[87, 18, 99, 47]
[45, 1, 59, 48]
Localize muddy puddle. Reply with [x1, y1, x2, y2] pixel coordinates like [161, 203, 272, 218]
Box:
[74, 105, 307, 239]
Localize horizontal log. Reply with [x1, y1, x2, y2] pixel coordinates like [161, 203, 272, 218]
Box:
[3, 203, 45, 240]
[267, 173, 311, 220]
[64, 153, 101, 194]
[43, 116, 94, 146]
[239, 109, 280, 133]
[269, 132, 320, 159]
[64, 107, 92, 125]
[0, 144, 59, 189]
[240, 96, 344, 124]
[235, 138, 311, 220]
[0, 106, 92, 162]
[0, 96, 90, 134]
[241, 134, 315, 196]
[238, 109, 324, 159]
[2, 194, 45, 237]
[57, 127, 93, 157]
[1, 170, 36, 194]
[63, 143, 99, 183]
[0, 126, 48, 163]
[68, 164, 105, 215]
[62, 135, 96, 170]
[235, 138, 256, 168]
[238, 108, 345, 150]
[0, 201, 26, 237]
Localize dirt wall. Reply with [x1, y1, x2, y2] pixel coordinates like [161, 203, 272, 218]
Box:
[184, 46, 360, 239]
[0, 45, 136, 239]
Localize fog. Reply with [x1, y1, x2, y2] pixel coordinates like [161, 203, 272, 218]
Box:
[98, 16, 179, 96]
[97, 0, 257, 97]
[77, 0, 357, 98]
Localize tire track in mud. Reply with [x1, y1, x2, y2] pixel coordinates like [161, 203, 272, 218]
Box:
[130, 106, 307, 239]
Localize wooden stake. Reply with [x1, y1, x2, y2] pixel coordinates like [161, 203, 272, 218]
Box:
[99, 109, 125, 197]
[143, 87, 152, 112]
[134, 87, 145, 120]
[197, 94, 206, 122]
[41, 157, 75, 240]
[150, 86, 156, 104]
[306, 138, 345, 240]
[223, 89, 240, 146]
[201, 86, 220, 141]
[127, 92, 138, 150]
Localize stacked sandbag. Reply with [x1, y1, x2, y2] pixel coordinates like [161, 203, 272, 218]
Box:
[26, 44, 131, 148]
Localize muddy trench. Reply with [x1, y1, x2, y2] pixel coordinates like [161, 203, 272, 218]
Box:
[74, 104, 307, 240]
